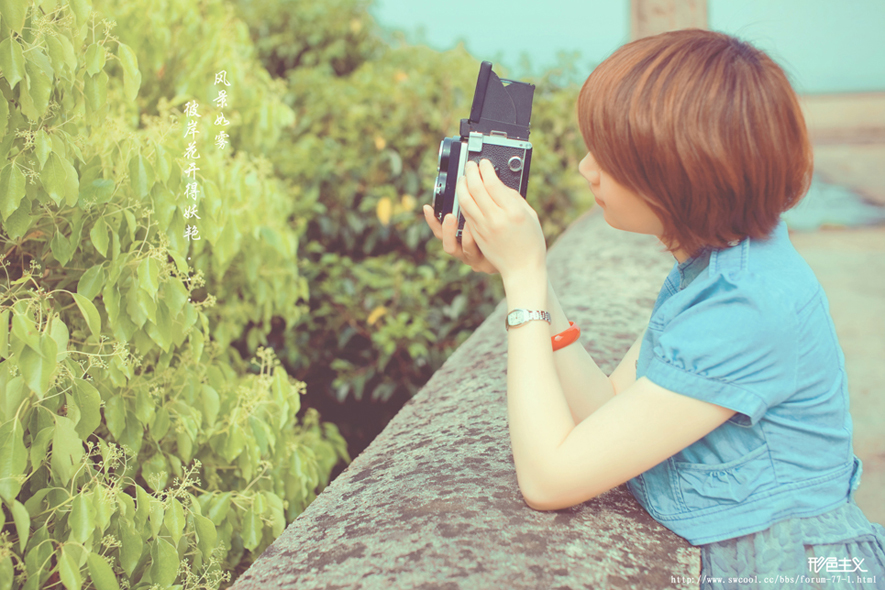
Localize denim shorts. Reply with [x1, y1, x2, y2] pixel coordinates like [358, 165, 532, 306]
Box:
[699, 499, 885, 589]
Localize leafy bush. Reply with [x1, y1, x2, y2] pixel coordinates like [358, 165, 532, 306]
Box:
[231, 0, 590, 407]
[0, 1, 347, 589]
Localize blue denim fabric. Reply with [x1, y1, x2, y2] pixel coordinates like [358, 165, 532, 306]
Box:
[626, 218, 861, 546]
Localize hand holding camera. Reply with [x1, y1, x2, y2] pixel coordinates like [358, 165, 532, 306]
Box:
[422, 204, 498, 275]
[454, 159, 547, 284]
[425, 62, 546, 284]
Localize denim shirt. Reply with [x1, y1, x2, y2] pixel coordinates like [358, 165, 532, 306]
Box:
[626, 219, 863, 546]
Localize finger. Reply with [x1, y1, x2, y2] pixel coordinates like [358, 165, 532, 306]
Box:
[464, 160, 499, 216]
[423, 204, 443, 240]
[441, 212, 460, 256]
[478, 158, 516, 208]
[456, 173, 486, 230]
[461, 222, 481, 259]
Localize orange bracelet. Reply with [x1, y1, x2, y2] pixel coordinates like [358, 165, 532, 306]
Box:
[552, 321, 581, 351]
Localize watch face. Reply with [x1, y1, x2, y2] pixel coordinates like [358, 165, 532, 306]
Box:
[508, 309, 526, 325]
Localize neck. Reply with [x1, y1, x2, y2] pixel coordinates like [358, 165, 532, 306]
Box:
[672, 248, 691, 264]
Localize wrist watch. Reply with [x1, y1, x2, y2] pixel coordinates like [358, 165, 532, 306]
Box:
[505, 308, 552, 331]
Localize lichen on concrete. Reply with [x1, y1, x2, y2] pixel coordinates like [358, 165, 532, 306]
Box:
[232, 209, 701, 590]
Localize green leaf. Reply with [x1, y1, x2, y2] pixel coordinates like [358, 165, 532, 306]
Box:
[149, 496, 164, 537]
[150, 538, 179, 587]
[138, 257, 159, 295]
[164, 497, 185, 547]
[89, 218, 109, 257]
[0, 556, 12, 590]
[72, 292, 101, 338]
[86, 553, 120, 590]
[51, 416, 84, 486]
[11, 499, 30, 552]
[150, 406, 170, 440]
[134, 485, 151, 529]
[28, 427, 53, 473]
[0, 163, 26, 221]
[84, 43, 105, 76]
[222, 424, 246, 462]
[0, 37, 25, 89]
[49, 314, 70, 362]
[69, 493, 95, 544]
[242, 508, 262, 551]
[142, 453, 168, 491]
[41, 153, 67, 205]
[206, 492, 231, 526]
[61, 154, 80, 206]
[83, 70, 108, 114]
[11, 312, 40, 352]
[168, 248, 188, 274]
[50, 229, 73, 265]
[72, 379, 101, 438]
[164, 278, 189, 319]
[80, 178, 115, 207]
[58, 544, 82, 590]
[77, 264, 105, 300]
[92, 484, 113, 532]
[69, 0, 89, 27]
[35, 129, 52, 169]
[0, 309, 8, 359]
[123, 208, 137, 242]
[193, 514, 217, 558]
[103, 396, 125, 439]
[144, 300, 172, 351]
[117, 43, 141, 102]
[24, 54, 53, 121]
[119, 520, 143, 577]
[0, 418, 26, 501]
[47, 34, 76, 79]
[155, 144, 171, 183]
[1, 199, 32, 240]
[0, 93, 7, 138]
[129, 154, 155, 198]
[17, 335, 57, 397]
[201, 384, 219, 426]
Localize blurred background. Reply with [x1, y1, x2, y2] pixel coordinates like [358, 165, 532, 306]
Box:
[1, 0, 882, 588]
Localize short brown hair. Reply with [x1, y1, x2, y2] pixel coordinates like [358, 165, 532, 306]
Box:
[577, 29, 813, 257]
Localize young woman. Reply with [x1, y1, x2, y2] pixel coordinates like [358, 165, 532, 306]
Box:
[422, 29, 884, 588]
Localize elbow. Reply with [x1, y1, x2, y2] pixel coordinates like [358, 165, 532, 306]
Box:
[518, 477, 576, 512]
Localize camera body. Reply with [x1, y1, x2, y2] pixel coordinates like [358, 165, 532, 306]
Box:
[432, 62, 535, 240]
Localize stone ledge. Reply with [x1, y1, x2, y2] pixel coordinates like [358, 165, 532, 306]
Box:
[232, 207, 700, 590]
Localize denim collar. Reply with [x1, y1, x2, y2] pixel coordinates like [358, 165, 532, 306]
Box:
[676, 247, 713, 290]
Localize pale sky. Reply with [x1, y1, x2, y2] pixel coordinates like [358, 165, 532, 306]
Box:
[370, 0, 885, 94]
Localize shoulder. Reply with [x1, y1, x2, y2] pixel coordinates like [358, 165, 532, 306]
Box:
[658, 221, 817, 332]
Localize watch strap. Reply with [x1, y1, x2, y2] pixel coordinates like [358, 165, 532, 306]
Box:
[505, 308, 552, 330]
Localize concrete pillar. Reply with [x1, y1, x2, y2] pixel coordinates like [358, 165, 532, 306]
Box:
[631, 0, 708, 40]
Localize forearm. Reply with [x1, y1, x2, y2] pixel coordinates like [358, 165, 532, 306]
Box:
[546, 279, 616, 424]
[502, 268, 576, 499]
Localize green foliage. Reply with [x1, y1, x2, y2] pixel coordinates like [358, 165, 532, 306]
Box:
[0, 1, 347, 589]
[232, 0, 590, 404]
[234, 0, 383, 78]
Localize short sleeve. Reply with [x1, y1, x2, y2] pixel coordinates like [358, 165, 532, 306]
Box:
[644, 272, 799, 427]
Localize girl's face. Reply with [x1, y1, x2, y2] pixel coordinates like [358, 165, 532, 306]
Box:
[578, 151, 689, 262]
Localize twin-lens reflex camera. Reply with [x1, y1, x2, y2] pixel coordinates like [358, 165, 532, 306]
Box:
[432, 61, 535, 242]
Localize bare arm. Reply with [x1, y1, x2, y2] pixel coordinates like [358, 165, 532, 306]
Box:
[545, 280, 613, 423]
[505, 270, 736, 511]
[547, 279, 646, 422]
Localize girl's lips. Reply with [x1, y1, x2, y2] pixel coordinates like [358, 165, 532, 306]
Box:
[594, 196, 605, 207]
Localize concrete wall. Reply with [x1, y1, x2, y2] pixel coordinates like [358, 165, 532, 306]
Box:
[231, 209, 701, 589]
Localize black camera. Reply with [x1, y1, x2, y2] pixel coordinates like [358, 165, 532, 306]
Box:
[432, 61, 535, 241]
